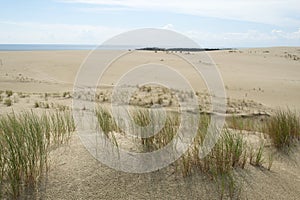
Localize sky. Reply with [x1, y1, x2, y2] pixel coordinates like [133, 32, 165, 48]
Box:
[0, 0, 299, 48]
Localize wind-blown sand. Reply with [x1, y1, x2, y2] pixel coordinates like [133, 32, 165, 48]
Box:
[1, 47, 300, 199]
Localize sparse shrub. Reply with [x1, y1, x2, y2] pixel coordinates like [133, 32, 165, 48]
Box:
[157, 97, 163, 105]
[5, 90, 13, 97]
[150, 99, 154, 106]
[4, 98, 12, 106]
[63, 92, 71, 98]
[34, 102, 40, 108]
[102, 97, 108, 102]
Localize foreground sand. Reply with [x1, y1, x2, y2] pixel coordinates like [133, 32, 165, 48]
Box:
[27, 135, 298, 200]
[1, 47, 300, 199]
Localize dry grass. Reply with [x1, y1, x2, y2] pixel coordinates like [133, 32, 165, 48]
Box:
[264, 109, 300, 149]
[0, 110, 75, 198]
[131, 108, 179, 151]
[5, 90, 13, 97]
[226, 115, 264, 132]
[3, 98, 12, 107]
[94, 106, 267, 199]
[178, 127, 248, 178]
[93, 106, 300, 199]
[95, 106, 119, 136]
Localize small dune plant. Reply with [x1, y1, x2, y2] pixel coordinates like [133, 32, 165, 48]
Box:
[94, 105, 269, 199]
[5, 90, 13, 97]
[267, 152, 274, 171]
[4, 98, 12, 107]
[250, 142, 264, 167]
[0, 110, 75, 198]
[34, 101, 40, 108]
[264, 109, 300, 149]
[96, 106, 119, 136]
[227, 115, 262, 132]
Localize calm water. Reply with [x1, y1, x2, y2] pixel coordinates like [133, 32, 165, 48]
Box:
[0, 44, 139, 51]
[0, 44, 99, 51]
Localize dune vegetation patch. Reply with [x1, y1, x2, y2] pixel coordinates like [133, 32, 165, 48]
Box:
[94, 105, 287, 199]
[264, 109, 300, 150]
[0, 111, 75, 198]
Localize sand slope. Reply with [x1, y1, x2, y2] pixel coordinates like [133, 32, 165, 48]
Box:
[30, 135, 300, 200]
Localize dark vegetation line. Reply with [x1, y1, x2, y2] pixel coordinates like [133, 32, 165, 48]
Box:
[136, 47, 236, 52]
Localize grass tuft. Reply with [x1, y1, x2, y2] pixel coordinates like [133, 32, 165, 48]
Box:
[4, 98, 12, 107]
[264, 109, 300, 149]
[0, 110, 75, 198]
[5, 90, 13, 97]
[94, 105, 274, 199]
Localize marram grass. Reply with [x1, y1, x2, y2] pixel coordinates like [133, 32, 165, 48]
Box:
[94, 106, 300, 199]
[0, 110, 75, 198]
[95, 106, 253, 199]
[264, 109, 300, 149]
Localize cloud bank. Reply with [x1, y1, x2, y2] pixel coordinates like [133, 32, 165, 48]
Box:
[60, 0, 300, 27]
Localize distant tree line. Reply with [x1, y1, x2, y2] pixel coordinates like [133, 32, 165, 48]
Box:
[136, 47, 236, 52]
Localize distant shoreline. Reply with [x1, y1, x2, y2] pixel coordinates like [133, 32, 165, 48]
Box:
[0, 44, 236, 51]
[1, 44, 297, 52]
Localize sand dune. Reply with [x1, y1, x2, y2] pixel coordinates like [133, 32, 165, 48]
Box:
[0, 47, 299, 110]
[1, 47, 300, 199]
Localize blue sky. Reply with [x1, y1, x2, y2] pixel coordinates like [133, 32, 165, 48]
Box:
[0, 0, 299, 47]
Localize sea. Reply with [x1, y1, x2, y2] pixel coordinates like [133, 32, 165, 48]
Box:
[0, 44, 98, 51]
[0, 44, 138, 51]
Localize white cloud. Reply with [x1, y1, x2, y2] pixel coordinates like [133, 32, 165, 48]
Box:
[0, 21, 125, 44]
[59, 0, 300, 27]
[271, 28, 300, 39]
[162, 24, 174, 30]
[184, 29, 300, 47]
[1, 20, 299, 47]
[272, 29, 283, 34]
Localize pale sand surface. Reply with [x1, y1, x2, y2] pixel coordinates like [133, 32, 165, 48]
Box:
[0, 47, 299, 110]
[1, 47, 300, 199]
[29, 134, 299, 200]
